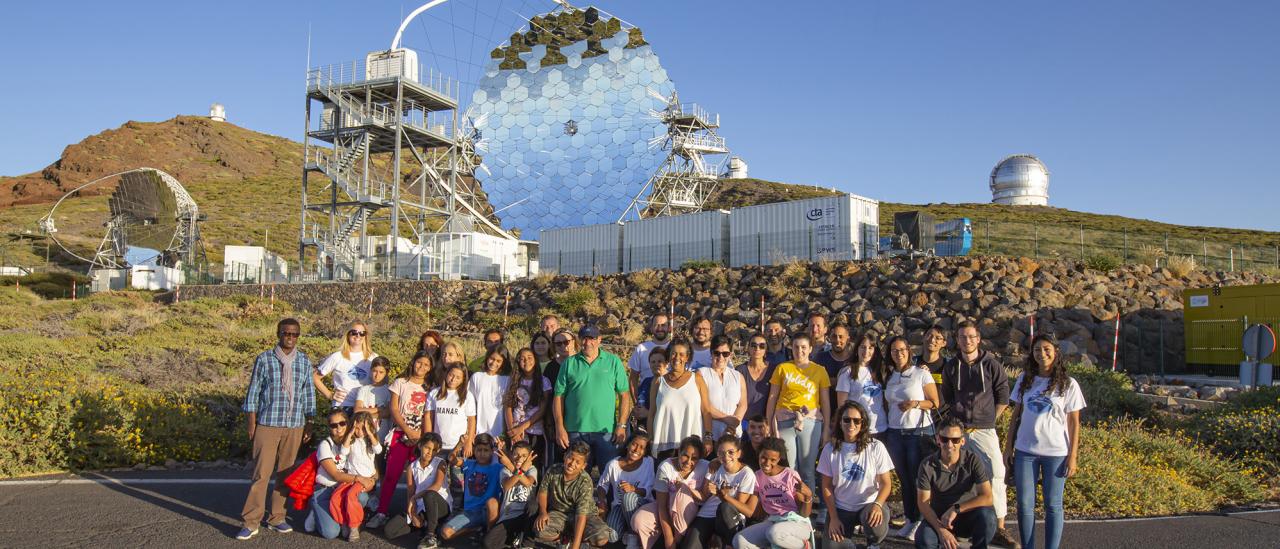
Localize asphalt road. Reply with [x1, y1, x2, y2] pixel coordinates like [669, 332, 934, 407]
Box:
[1, 470, 1277, 548]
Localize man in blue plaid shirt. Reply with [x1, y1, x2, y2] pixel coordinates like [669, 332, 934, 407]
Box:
[237, 318, 317, 540]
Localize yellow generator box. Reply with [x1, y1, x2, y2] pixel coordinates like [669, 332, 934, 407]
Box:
[1184, 283, 1280, 372]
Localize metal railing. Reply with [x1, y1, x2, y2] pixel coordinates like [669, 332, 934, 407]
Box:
[306, 59, 459, 102]
[314, 91, 456, 139]
[672, 132, 727, 152]
[675, 103, 718, 126]
[304, 145, 393, 204]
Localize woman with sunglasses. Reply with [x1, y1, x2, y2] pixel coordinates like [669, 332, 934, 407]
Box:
[817, 400, 894, 549]
[314, 321, 379, 413]
[736, 333, 774, 432]
[699, 335, 747, 439]
[1003, 334, 1085, 549]
[311, 410, 377, 540]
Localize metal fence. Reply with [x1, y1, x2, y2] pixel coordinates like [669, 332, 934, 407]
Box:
[969, 219, 1280, 272]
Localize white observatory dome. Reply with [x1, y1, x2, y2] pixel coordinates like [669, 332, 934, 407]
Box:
[209, 103, 226, 122]
[990, 154, 1049, 206]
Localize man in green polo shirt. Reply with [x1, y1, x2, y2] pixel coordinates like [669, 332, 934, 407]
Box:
[552, 325, 631, 472]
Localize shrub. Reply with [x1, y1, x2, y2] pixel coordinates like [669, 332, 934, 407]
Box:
[1167, 255, 1198, 277]
[1084, 254, 1121, 272]
[553, 284, 602, 318]
[1067, 419, 1265, 518]
[680, 259, 721, 270]
[1186, 386, 1280, 477]
[629, 269, 659, 292]
[1068, 363, 1152, 422]
[1135, 244, 1167, 267]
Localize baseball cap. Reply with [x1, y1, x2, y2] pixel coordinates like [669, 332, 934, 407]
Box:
[578, 325, 601, 339]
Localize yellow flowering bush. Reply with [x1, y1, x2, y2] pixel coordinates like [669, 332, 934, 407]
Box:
[1187, 387, 1280, 477]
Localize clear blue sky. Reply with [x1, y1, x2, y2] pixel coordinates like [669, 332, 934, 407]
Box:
[2, 0, 1277, 231]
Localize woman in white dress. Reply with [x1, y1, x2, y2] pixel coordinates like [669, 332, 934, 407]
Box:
[698, 335, 747, 439]
[649, 338, 711, 459]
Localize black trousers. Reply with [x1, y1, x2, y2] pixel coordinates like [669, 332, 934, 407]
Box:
[679, 501, 742, 549]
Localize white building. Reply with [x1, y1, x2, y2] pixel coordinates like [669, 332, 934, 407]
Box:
[223, 245, 290, 283]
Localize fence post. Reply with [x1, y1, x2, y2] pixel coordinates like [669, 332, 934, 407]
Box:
[985, 221, 990, 252]
[756, 233, 762, 264]
[1164, 233, 1169, 255]
[1123, 228, 1128, 262]
[1275, 245, 1279, 268]
[1159, 320, 1165, 378]
[668, 242, 673, 270]
[808, 227, 813, 261]
[1202, 238, 1208, 265]
[1079, 224, 1085, 259]
[1034, 224, 1039, 258]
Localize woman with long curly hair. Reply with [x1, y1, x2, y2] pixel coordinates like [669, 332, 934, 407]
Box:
[817, 400, 895, 549]
[1003, 334, 1086, 549]
[834, 330, 889, 440]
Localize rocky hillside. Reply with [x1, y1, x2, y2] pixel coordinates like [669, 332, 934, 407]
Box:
[178, 255, 1280, 373]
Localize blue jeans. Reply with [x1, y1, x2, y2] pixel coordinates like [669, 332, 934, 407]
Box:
[886, 427, 933, 522]
[1014, 450, 1067, 549]
[569, 431, 618, 472]
[915, 506, 995, 549]
[776, 417, 823, 494]
[311, 485, 369, 540]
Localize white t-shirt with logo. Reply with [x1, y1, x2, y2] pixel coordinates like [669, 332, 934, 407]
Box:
[699, 464, 757, 518]
[836, 366, 887, 434]
[498, 465, 539, 521]
[428, 390, 468, 450]
[628, 340, 671, 382]
[816, 440, 894, 512]
[884, 366, 936, 430]
[465, 372, 511, 437]
[1010, 374, 1087, 457]
[314, 438, 348, 488]
[597, 456, 656, 506]
[318, 351, 377, 407]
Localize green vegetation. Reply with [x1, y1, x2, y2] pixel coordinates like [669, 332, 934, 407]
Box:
[1186, 386, 1280, 479]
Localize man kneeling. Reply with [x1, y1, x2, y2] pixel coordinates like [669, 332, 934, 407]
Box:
[534, 441, 615, 548]
[916, 418, 997, 549]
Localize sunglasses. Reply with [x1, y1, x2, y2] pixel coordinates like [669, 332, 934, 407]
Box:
[348, 330, 366, 337]
[329, 421, 347, 428]
[713, 351, 732, 358]
[554, 340, 571, 347]
[841, 417, 864, 425]
[750, 342, 767, 349]
[939, 436, 965, 445]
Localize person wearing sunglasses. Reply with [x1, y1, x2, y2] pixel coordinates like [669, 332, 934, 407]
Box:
[314, 321, 380, 413]
[736, 333, 775, 427]
[818, 400, 894, 549]
[699, 335, 747, 439]
[915, 417, 997, 549]
[311, 411, 378, 540]
[237, 318, 316, 541]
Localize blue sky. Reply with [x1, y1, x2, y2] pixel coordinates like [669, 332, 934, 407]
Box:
[2, 0, 1277, 231]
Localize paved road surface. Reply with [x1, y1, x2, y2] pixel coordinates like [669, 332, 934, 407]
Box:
[1, 470, 1276, 548]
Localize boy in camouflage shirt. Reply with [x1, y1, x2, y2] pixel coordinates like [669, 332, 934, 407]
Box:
[534, 441, 614, 548]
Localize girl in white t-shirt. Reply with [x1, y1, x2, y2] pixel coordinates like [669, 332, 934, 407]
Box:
[464, 349, 511, 456]
[630, 436, 710, 549]
[328, 411, 382, 540]
[834, 331, 889, 439]
[881, 335, 941, 539]
[369, 351, 434, 527]
[596, 433, 655, 545]
[1004, 335, 1086, 549]
[311, 410, 377, 541]
[504, 348, 553, 469]
[817, 400, 895, 548]
[689, 435, 758, 548]
[314, 321, 379, 409]
[405, 433, 450, 549]
[355, 356, 394, 443]
[429, 363, 471, 453]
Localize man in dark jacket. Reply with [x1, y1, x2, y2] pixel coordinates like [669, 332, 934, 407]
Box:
[940, 321, 1017, 548]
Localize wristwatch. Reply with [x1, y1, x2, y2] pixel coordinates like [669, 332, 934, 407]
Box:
[615, 423, 627, 430]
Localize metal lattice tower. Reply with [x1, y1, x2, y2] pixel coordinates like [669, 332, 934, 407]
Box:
[301, 50, 512, 281]
[623, 92, 730, 219]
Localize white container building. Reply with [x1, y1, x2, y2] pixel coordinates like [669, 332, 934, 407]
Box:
[130, 264, 184, 291]
[540, 222, 624, 276]
[623, 209, 729, 271]
[223, 245, 290, 284]
[728, 194, 879, 267]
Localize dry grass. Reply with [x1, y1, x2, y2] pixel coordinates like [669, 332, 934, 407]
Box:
[1135, 244, 1168, 267]
[1167, 255, 1198, 278]
[629, 269, 659, 292]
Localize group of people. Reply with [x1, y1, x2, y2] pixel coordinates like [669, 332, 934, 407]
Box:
[239, 310, 1085, 549]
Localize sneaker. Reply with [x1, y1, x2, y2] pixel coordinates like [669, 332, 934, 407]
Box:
[235, 527, 259, 540]
[348, 526, 361, 542]
[896, 520, 920, 541]
[340, 526, 350, 539]
[304, 511, 316, 533]
[268, 521, 293, 534]
[418, 533, 439, 549]
[992, 527, 1021, 548]
[366, 513, 389, 529]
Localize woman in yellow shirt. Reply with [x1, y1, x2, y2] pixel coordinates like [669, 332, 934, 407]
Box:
[765, 333, 832, 496]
